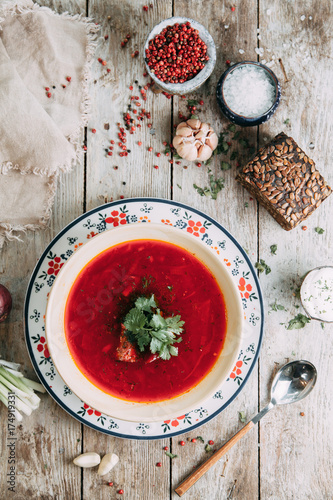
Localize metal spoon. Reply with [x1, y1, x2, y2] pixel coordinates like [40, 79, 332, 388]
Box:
[175, 360, 317, 497]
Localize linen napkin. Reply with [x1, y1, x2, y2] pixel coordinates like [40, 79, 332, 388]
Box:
[0, 0, 98, 246]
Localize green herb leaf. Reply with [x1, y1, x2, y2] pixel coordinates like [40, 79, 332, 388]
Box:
[230, 151, 238, 161]
[270, 244, 277, 255]
[228, 124, 236, 132]
[315, 227, 324, 235]
[244, 202, 249, 208]
[238, 411, 246, 423]
[187, 99, 198, 106]
[196, 436, 204, 443]
[270, 300, 286, 312]
[193, 170, 225, 200]
[190, 114, 199, 120]
[123, 295, 184, 360]
[205, 444, 212, 452]
[165, 451, 178, 459]
[284, 118, 290, 125]
[177, 184, 182, 190]
[286, 313, 311, 330]
[221, 161, 231, 170]
[321, 322, 325, 329]
[255, 259, 271, 275]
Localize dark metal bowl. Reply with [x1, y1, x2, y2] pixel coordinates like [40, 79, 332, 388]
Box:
[216, 61, 281, 127]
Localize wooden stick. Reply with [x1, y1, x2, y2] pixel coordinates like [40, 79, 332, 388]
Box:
[174, 421, 255, 497]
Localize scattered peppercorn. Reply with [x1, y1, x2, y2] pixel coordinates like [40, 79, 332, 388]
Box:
[300, 412, 305, 416]
[92, 129, 96, 134]
[148, 147, 153, 152]
[156, 152, 161, 157]
[47, 92, 51, 98]
[143, 5, 148, 11]
[138, 141, 142, 146]
[231, 6, 236, 11]
[208, 440, 214, 445]
[191, 438, 197, 443]
[163, 446, 168, 450]
[226, 59, 231, 65]
[199, 100, 204, 105]
[197, 163, 202, 167]
[45, 87, 50, 91]
[66, 76, 71, 82]
[302, 226, 307, 231]
[118, 489, 124, 495]
[153, 165, 159, 169]
[102, 60, 107, 66]
[156, 462, 162, 467]
[180, 441, 185, 446]
[108, 482, 113, 486]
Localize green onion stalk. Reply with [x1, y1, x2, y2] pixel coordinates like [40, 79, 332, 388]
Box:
[0, 359, 45, 421]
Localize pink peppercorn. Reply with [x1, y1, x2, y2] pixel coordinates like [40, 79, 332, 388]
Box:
[208, 440, 214, 445]
[92, 129, 96, 134]
[156, 462, 162, 467]
[163, 446, 168, 450]
[47, 92, 52, 98]
[118, 490, 124, 495]
[180, 441, 185, 446]
[66, 76, 71, 82]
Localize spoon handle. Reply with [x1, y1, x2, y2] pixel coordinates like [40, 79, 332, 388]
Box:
[174, 421, 255, 497]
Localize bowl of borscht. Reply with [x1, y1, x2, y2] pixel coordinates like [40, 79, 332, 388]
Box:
[45, 223, 243, 422]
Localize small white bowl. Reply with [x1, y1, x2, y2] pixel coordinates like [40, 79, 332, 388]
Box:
[144, 16, 216, 95]
[45, 224, 242, 423]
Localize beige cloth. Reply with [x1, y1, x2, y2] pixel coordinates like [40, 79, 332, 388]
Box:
[0, 0, 98, 246]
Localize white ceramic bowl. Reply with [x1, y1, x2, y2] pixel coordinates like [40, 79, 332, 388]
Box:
[45, 224, 242, 422]
[144, 16, 216, 95]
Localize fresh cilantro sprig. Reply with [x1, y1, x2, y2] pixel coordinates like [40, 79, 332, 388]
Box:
[123, 295, 184, 361]
[193, 169, 225, 200]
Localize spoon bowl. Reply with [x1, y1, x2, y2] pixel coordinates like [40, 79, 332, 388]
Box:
[270, 360, 317, 406]
[175, 359, 318, 497]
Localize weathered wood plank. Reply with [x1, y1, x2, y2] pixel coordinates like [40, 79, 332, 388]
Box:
[0, 0, 86, 498]
[258, 0, 333, 499]
[171, 1, 260, 499]
[82, 1, 172, 499]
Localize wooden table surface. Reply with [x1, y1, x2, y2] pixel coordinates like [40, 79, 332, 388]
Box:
[1, 0, 332, 499]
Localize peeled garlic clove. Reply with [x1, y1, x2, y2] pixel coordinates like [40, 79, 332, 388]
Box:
[177, 143, 198, 161]
[176, 126, 194, 137]
[205, 132, 218, 150]
[186, 118, 201, 130]
[97, 453, 119, 476]
[172, 135, 184, 147]
[73, 452, 101, 468]
[176, 122, 189, 132]
[198, 144, 213, 161]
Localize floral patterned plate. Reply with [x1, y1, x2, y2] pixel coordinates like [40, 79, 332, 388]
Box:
[24, 198, 264, 439]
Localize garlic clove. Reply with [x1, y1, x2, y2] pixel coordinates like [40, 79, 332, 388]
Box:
[200, 122, 210, 134]
[176, 126, 194, 137]
[176, 122, 189, 132]
[97, 453, 119, 476]
[194, 130, 206, 140]
[177, 142, 198, 161]
[186, 119, 201, 130]
[198, 144, 213, 161]
[172, 135, 184, 148]
[205, 132, 218, 150]
[73, 452, 101, 468]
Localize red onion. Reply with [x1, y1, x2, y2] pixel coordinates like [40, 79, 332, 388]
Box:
[0, 284, 12, 323]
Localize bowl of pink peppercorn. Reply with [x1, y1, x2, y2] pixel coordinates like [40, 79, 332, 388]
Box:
[144, 17, 216, 95]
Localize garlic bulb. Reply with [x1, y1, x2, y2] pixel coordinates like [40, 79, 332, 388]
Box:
[173, 119, 218, 162]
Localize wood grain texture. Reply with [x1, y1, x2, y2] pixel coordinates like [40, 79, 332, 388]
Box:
[82, 1, 172, 499]
[0, 1, 85, 499]
[0, 0, 332, 499]
[171, 1, 260, 499]
[258, 1, 333, 499]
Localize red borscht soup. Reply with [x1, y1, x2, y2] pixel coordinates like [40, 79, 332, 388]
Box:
[65, 239, 227, 402]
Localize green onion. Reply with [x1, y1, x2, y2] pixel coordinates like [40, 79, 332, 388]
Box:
[0, 359, 45, 421]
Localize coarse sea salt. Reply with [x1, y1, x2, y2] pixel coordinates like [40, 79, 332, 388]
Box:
[222, 65, 276, 118]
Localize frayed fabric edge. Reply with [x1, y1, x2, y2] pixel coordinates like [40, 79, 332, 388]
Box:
[0, 174, 58, 249]
[0, 0, 99, 174]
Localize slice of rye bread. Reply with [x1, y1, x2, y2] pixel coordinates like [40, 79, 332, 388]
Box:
[236, 132, 331, 230]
